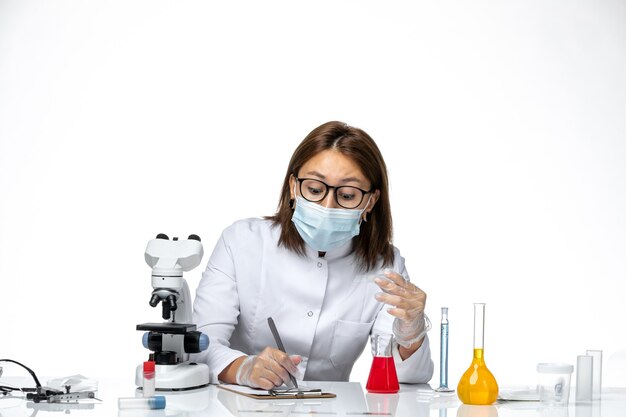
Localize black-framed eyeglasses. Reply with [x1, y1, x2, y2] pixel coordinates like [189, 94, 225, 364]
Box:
[295, 177, 373, 209]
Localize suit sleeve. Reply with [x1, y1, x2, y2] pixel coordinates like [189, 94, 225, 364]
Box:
[191, 231, 246, 383]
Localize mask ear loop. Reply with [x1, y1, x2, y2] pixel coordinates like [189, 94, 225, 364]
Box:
[360, 194, 373, 223]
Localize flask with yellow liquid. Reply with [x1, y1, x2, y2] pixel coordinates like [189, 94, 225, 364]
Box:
[457, 303, 499, 405]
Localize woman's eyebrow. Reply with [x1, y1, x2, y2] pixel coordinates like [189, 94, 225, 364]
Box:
[339, 177, 364, 185]
[304, 171, 364, 185]
[303, 170, 326, 180]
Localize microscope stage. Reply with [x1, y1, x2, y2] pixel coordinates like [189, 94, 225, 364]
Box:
[136, 322, 197, 334]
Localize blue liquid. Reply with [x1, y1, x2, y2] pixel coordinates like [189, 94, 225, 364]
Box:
[439, 322, 449, 388]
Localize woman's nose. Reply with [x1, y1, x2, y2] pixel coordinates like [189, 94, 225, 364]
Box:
[321, 190, 339, 208]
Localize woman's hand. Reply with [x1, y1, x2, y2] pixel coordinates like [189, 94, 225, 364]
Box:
[235, 347, 301, 389]
[374, 270, 430, 357]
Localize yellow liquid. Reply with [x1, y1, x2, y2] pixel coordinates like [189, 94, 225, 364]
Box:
[457, 348, 499, 405]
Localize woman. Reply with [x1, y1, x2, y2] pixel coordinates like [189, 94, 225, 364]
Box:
[192, 121, 433, 389]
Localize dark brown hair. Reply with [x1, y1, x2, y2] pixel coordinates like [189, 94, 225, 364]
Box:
[266, 121, 394, 271]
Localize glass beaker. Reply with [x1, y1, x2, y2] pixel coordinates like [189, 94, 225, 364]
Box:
[366, 333, 399, 393]
[457, 303, 499, 405]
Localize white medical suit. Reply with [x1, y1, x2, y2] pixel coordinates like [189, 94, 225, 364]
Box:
[192, 218, 433, 384]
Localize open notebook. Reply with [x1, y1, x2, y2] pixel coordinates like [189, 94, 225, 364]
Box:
[217, 383, 336, 399]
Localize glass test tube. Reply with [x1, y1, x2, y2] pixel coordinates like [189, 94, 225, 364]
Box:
[118, 396, 166, 410]
[439, 307, 450, 389]
[143, 360, 156, 397]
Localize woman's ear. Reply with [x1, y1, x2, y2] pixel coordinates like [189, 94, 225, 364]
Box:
[289, 175, 296, 200]
[362, 189, 380, 221]
[368, 189, 380, 211]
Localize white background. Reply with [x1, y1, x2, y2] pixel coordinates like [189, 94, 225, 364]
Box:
[1, 0, 625, 390]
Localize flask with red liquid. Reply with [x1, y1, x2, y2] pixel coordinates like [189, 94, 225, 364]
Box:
[366, 333, 399, 393]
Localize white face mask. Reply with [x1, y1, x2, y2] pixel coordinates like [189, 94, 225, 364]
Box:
[291, 195, 370, 252]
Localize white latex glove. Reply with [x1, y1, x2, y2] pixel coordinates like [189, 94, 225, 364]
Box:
[374, 270, 431, 348]
[235, 347, 302, 390]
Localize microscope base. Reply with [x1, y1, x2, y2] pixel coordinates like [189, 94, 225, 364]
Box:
[135, 362, 210, 391]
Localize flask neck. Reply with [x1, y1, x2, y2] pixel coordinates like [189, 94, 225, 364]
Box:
[473, 348, 486, 362]
[473, 303, 485, 350]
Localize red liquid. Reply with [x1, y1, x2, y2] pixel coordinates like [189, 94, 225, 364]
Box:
[366, 356, 399, 393]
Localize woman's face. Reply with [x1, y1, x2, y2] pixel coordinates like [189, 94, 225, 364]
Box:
[289, 149, 380, 215]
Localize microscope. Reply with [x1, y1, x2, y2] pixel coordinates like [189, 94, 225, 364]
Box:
[135, 233, 210, 390]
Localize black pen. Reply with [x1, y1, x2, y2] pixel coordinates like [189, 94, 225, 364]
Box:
[267, 317, 299, 389]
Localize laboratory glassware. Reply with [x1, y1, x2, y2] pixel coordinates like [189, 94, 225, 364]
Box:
[118, 396, 166, 410]
[142, 360, 155, 397]
[586, 349, 602, 400]
[366, 334, 399, 393]
[457, 303, 499, 405]
[576, 355, 593, 402]
[435, 307, 454, 392]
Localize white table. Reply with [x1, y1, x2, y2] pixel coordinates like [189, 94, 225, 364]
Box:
[3, 379, 625, 417]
